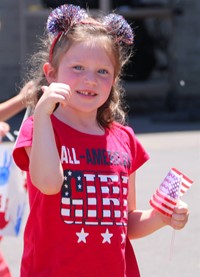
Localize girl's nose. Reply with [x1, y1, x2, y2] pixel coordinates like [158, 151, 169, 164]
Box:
[84, 72, 97, 86]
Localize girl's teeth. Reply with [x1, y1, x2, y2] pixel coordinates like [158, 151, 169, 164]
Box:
[79, 91, 95, 96]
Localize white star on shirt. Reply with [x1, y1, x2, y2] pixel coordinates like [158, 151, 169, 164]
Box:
[101, 228, 113, 244]
[68, 171, 72, 176]
[76, 228, 89, 243]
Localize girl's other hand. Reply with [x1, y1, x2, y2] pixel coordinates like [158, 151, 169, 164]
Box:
[170, 200, 189, 230]
[161, 200, 189, 230]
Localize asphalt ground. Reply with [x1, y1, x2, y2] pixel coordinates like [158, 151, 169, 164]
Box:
[1, 111, 200, 277]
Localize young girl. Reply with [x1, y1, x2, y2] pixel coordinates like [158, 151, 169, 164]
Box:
[13, 5, 189, 277]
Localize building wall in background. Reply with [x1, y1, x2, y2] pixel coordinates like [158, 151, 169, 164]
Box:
[174, 0, 200, 98]
[0, 0, 21, 100]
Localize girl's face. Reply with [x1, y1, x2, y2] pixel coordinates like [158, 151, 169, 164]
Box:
[53, 40, 115, 114]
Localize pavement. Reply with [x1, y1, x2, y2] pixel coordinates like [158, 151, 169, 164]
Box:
[1, 111, 200, 277]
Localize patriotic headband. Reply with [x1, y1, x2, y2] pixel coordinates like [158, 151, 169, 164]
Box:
[47, 4, 134, 62]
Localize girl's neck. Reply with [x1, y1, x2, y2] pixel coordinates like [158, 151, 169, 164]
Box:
[54, 106, 105, 135]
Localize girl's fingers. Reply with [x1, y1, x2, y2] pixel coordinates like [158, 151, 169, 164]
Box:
[42, 83, 71, 102]
[37, 83, 72, 114]
[171, 201, 189, 230]
[174, 200, 188, 214]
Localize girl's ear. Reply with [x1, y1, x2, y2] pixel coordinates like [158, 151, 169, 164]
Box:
[43, 62, 57, 83]
[113, 77, 117, 86]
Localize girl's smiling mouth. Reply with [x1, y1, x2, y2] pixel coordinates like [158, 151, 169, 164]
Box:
[76, 90, 97, 96]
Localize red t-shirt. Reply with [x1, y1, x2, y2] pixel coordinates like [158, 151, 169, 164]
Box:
[13, 115, 149, 277]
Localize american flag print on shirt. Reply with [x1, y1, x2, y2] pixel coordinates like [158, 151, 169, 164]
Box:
[149, 168, 193, 217]
[61, 169, 128, 226]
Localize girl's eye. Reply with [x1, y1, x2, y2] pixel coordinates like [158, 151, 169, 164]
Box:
[73, 65, 84, 71]
[98, 69, 109, 75]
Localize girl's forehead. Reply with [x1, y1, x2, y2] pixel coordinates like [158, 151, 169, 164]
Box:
[67, 39, 115, 62]
[70, 38, 110, 50]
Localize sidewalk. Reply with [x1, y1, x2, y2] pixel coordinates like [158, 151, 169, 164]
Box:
[1, 112, 200, 277]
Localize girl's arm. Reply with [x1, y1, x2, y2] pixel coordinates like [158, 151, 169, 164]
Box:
[26, 82, 72, 195]
[127, 172, 189, 240]
[26, 114, 64, 195]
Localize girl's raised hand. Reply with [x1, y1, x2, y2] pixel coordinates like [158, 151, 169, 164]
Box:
[35, 83, 72, 116]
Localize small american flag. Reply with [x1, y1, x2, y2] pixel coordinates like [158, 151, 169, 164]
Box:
[149, 168, 193, 217]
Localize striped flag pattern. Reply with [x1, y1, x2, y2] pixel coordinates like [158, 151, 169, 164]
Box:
[149, 168, 193, 217]
[61, 170, 128, 226]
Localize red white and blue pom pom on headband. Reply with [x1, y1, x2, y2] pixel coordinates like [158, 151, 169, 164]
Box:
[149, 168, 193, 217]
[47, 4, 88, 36]
[47, 4, 88, 62]
[46, 4, 134, 62]
[103, 13, 134, 45]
